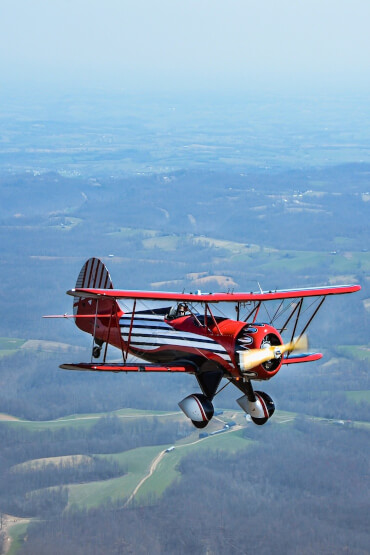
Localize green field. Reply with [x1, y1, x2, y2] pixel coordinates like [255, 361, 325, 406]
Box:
[66, 428, 253, 510]
[336, 345, 370, 362]
[50, 217, 83, 231]
[2, 404, 369, 517]
[142, 235, 180, 251]
[345, 390, 370, 404]
[233, 249, 369, 275]
[107, 226, 159, 239]
[92, 227, 370, 277]
[8, 522, 30, 555]
[0, 408, 181, 432]
[8, 408, 255, 512]
[67, 445, 164, 509]
[0, 337, 25, 358]
[135, 429, 253, 505]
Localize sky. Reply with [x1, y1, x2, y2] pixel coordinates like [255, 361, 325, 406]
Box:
[1, 0, 370, 93]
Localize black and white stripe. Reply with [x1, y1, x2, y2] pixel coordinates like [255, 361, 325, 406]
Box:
[120, 314, 232, 362]
[76, 258, 113, 290]
[74, 258, 114, 316]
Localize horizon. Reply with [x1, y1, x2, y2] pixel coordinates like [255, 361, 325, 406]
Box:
[1, 0, 370, 96]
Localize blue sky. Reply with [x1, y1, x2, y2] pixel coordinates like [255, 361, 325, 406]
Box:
[1, 0, 370, 92]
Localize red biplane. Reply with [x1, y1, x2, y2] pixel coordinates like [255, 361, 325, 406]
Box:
[52, 258, 360, 428]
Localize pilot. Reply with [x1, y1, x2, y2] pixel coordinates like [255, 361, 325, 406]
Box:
[177, 304, 186, 317]
[167, 303, 187, 319]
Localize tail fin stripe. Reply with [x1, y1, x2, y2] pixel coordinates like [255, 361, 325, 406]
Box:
[76, 262, 87, 288]
[99, 262, 106, 288]
[73, 258, 120, 328]
[73, 258, 115, 320]
[81, 257, 91, 287]
[81, 258, 90, 288]
[99, 261, 107, 288]
[86, 258, 96, 288]
[92, 258, 100, 288]
[93, 259, 102, 288]
[96, 263, 103, 288]
[95, 259, 103, 288]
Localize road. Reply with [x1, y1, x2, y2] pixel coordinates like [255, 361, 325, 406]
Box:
[0, 515, 30, 555]
[124, 449, 166, 508]
[124, 424, 245, 506]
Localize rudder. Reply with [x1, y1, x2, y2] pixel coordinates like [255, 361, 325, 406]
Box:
[75, 257, 113, 295]
[74, 258, 114, 314]
[73, 258, 117, 337]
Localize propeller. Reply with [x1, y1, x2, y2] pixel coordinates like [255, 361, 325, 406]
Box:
[238, 334, 308, 371]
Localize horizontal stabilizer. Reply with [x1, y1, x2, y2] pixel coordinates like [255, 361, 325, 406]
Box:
[282, 352, 323, 364]
[60, 362, 196, 373]
[43, 314, 115, 319]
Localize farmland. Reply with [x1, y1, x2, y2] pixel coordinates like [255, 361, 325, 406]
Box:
[0, 90, 368, 553]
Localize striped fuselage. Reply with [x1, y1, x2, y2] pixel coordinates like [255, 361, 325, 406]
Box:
[119, 309, 235, 368]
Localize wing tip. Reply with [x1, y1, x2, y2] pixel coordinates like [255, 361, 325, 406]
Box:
[283, 352, 323, 365]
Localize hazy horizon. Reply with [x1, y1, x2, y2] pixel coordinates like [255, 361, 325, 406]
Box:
[1, 0, 370, 95]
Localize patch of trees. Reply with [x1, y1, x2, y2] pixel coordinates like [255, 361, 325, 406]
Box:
[266, 345, 370, 422]
[2, 487, 68, 519]
[0, 415, 189, 517]
[0, 350, 193, 420]
[18, 420, 370, 554]
[0, 456, 122, 518]
[0, 416, 189, 467]
[0, 341, 369, 426]
[0, 456, 122, 516]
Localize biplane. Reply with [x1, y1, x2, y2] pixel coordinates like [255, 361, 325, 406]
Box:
[51, 258, 360, 428]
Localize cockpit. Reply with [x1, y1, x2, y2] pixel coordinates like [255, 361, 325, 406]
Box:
[167, 303, 191, 319]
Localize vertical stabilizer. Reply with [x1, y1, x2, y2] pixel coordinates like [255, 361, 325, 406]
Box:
[74, 257, 113, 309]
[73, 258, 118, 338]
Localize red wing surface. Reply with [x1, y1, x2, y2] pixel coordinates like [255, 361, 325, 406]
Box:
[60, 362, 196, 373]
[68, 284, 360, 302]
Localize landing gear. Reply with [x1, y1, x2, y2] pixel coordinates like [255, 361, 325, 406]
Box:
[191, 419, 209, 429]
[178, 393, 214, 428]
[92, 338, 104, 359]
[178, 364, 222, 428]
[236, 380, 275, 425]
[92, 346, 102, 359]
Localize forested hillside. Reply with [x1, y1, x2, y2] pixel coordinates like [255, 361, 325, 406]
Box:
[0, 92, 369, 554]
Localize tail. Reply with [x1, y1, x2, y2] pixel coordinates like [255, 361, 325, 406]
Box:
[73, 257, 113, 314]
[73, 258, 119, 338]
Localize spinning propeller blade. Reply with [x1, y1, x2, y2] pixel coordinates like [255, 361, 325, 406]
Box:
[239, 334, 308, 371]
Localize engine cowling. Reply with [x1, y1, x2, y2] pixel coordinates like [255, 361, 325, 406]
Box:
[178, 393, 214, 428]
[237, 391, 275, 425]
[236, 323, 283, 379]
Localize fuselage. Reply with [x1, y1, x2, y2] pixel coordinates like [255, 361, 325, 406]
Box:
[77, 301, 282, 380]
[120, 307, 237, 368]
[74, 294, 283, 380]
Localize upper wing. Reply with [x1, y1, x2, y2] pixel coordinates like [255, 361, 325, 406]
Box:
[67, 284, 360, 302]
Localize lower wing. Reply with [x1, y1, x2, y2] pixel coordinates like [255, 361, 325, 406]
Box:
[60, 362, 197, 373]
[282, 352, 322, 364]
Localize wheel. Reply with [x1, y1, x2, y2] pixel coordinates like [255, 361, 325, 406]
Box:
[191, 420, 208, 429]
[92, 346, 101, 359]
